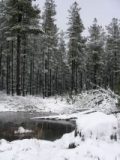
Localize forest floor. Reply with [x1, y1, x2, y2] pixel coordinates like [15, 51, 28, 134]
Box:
[0, 89, 120, 160]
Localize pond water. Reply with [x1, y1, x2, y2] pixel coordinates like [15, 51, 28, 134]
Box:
[0, 112, 75, 141]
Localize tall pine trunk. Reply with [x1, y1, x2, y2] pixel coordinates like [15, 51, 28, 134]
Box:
[49, 68, 52, 96]
[71, 59, 74, 93]
[22, 36, 27, 96]
[93, 64, 97, 89]
[11, 40, 14, 95]
[0, 45, 2, 76]
[75, 63, 78, 94]
[16, 34, 21, 95]
[0, 45, 2, 90]
[30, 60, 32, 95]
[43, 51, 46, 98]
[6, 42, 10, 95]
[55, 68, 58, 94]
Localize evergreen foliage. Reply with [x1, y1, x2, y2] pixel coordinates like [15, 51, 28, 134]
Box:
[67, 2, 85, 94]
[87, 18, 105, 89]
[106, 18, 120, 93]
[0, 0, 119, 96]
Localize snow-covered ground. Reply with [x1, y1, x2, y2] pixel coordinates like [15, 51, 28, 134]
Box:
[0, 89, 120, 160]
[0, 91, 73, 113]
[0, 89, 119, 114]
[0, 138, 120, 160]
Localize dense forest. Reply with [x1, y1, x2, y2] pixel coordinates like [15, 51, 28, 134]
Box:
[0, 0, 120, 97]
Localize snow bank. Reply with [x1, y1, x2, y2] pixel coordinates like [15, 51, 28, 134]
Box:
[116, 113, 120, 137]
[0, 136, 120, 160]
[76, 112, 118, 141]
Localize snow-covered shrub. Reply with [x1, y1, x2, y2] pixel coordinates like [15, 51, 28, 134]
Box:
[76, 112, 118, 141]
[71, 88, 119, 114]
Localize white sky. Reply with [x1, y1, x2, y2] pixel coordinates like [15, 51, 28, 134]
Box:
[35, 0, 120, 33]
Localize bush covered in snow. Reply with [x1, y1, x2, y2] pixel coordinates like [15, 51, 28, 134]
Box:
[67, 88, 119, 114]
[75, 112, 118, 141]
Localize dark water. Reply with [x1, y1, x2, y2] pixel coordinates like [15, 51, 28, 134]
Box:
[0, 112, 75, 141]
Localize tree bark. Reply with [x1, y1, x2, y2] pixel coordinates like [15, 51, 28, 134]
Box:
[22, 36, 27, 96]
[6, 41, 10, 95]
[0, 45, 2, 90]
[16, 34, 21, 95]
[11, 40, 14, 95]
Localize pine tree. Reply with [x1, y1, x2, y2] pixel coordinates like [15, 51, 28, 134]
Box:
[67, 2, 85, 94]
[5, 0, 41, 95]
[42, 0, 58, 97]
[106, 18, 120, 93]
[0, 0, 6, 90]
[86, 18, 105, 89]
[57, 31, 70, 94]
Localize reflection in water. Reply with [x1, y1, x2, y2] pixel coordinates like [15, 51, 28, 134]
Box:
[0, 112, 75, 141]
